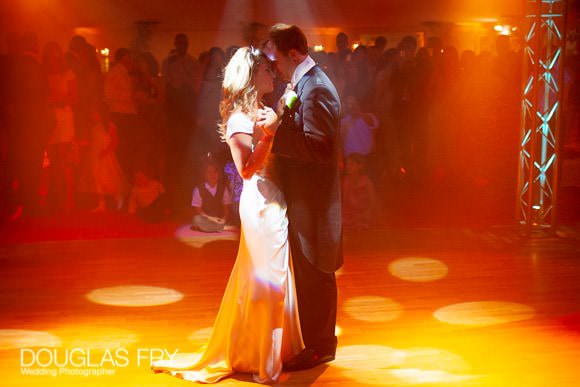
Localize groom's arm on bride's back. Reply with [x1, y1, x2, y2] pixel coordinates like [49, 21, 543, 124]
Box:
[272, 85, 340, 163]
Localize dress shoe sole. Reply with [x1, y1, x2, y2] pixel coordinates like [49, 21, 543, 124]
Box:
[283, 353, 335, 372]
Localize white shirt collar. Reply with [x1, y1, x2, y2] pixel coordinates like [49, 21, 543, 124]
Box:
[291, 55, 316, 88]
[205, 182, 218, 195]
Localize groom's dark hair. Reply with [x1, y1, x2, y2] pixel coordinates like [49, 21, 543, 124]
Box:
[269, 23, 308, 56]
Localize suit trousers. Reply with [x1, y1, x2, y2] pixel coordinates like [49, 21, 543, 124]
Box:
[289, 231, 338, 354]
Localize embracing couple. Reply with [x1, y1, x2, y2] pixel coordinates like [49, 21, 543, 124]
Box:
[152, 23, 342, 383]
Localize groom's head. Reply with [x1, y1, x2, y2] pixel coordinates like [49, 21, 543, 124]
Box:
[268, 23, 308, 81]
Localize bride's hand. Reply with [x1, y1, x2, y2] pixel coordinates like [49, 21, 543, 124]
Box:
[256, 107, 278, 137]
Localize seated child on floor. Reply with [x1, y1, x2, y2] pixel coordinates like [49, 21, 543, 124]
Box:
[191, 160, 232, 232]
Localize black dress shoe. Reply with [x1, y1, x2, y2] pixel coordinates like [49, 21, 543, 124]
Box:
[283, 348, 335, 371]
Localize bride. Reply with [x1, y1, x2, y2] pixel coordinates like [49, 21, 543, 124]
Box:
[152, 47, 304, 383]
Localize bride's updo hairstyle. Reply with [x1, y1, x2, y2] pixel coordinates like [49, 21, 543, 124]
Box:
[218, 46, 270, 139]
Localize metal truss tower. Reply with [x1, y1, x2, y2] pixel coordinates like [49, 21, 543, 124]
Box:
[518, 0, 568, 232]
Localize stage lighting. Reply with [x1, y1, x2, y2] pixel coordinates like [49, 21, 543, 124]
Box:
[0, 329, 61, 350]
[86, 285, 184, 307]
[434, 301, 535, 327]
[388, 257, 448, 282]
[188, 327, 213, 342]
[343, 296, 403, 322]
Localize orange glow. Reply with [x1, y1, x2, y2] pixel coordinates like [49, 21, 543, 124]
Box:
[59, 327, 138, 350]
[71, 27, 99, 41]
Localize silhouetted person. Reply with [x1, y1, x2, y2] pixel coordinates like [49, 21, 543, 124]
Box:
[430, 45, 462, 187]
[349, 44, 373, 108]
[105, 48, 144, 191]
[336, 31, 351, 63]
[392, 35, 427, 183]
[162, 33, 199, 215]
[66, 35, 103, 142]
[11, 32, 50, 216]
[43, 41, 77, 214]
[374, 48, 401, 182]
[195, 46, 226, 162]
[491, 35, 521, 217]
[134, 51, 165, 180]
[1, 31, 21, 219]
[368, 35, 387, 80]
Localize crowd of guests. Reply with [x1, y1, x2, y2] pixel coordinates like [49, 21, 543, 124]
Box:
[0, 32, 213, 223]
[1, 28, 578, 228]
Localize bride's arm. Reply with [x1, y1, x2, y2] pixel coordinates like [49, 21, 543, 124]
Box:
[228, 107, 278, 180]
[228, 132, 274, 180]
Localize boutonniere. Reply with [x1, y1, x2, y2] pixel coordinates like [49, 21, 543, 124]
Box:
[285, 90, 300, 111]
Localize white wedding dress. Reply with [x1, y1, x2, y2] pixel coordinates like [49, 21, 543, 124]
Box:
[152, 112, 304, 383]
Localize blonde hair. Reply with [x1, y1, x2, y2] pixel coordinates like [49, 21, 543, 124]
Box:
[218, 47, 269, 139]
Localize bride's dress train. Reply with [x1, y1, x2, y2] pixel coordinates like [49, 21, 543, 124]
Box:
[152, 112, 303, 383]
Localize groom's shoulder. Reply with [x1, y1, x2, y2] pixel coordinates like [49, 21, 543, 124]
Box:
[310, 65, 329, 80]
[304, 67, 339, 100]
[305, 66, 335, 89]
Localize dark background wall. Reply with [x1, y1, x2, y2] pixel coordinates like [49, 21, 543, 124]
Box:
[0, 0, 527, 58]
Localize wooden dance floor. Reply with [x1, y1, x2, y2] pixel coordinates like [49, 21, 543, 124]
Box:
[1, 218, 580, 386]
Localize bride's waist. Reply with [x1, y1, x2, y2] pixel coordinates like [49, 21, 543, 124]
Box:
[243, 172, 284, 202]
[244, 170, 278, 184]
[247, 157, 279, 182]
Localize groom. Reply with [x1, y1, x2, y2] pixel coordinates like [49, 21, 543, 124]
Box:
[262, 23, 343, 371]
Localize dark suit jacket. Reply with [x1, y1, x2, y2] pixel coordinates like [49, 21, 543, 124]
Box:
[272, 65, 343, 273]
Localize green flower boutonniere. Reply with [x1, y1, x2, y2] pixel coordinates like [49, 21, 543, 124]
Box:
[285, 90, 299, 111]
